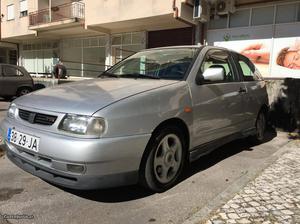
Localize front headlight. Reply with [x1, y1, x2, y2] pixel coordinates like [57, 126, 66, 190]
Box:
[58, 114, 106, 137]
[7, 103, 18, 119]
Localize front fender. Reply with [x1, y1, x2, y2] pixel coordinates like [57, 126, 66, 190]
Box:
[94, 82, 193, 138]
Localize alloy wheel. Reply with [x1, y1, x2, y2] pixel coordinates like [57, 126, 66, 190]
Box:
[153, 134, 183, 184]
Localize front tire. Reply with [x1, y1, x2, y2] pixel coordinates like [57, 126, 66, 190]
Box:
[140, 126, 187, 192]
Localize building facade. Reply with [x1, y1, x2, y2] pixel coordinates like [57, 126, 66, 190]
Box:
[0, 0, 18, 65]
[206, 0, 300, 79]
[1, 0, 299, 78]
[0, 0, 195, 77]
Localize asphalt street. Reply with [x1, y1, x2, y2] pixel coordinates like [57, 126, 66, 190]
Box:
[0, 98, 292, 224]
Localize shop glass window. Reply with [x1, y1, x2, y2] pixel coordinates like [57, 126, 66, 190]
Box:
[208, 15, 228, 29]
[276, 4, 296, 24]
[132, 32, 144, 44]
[112, 35, 122, 45]
[90, 38, 99, 47]
[99, 36, 107, 46]
[229, 9, 250, 28]
[122, 33, 132, 45]
[251, 6, 274, 26]
[83, 39, 90, 48]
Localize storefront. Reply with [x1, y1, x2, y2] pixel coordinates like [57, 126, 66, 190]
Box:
[206, 0, 300, 79]
[19, 31, 146, 78]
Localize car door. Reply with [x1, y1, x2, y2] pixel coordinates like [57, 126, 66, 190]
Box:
[234, 53, 268, 130]
[1, 65, 23, 96]
[189, 48, 247, 147]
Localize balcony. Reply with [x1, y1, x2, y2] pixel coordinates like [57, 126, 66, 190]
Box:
[29, 2, 85, 30]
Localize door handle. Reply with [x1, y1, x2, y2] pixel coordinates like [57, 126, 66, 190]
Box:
[238, 87, 247, 94]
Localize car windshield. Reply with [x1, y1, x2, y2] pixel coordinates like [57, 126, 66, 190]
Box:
[102, 48, 199, 80]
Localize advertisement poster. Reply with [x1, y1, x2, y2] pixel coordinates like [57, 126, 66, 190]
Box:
[271, 37, 300, 78]
[214, 37, 300, 79]
[215, 39, 272, 77]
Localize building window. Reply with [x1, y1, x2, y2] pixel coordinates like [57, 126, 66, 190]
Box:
[276, 3, 296, 24]
[61, 36, 108, 77]
[7, 4, 15, 20]
[251, 6, 274, 26]
[20, 0, 28, 17]
[21, 41, 59, 74]
[208, 15, 228, 30]
[111, 32, 145, 64]
[229, 9, 250, 28]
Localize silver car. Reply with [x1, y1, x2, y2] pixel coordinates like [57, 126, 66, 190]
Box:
[0, 46, 268, 192]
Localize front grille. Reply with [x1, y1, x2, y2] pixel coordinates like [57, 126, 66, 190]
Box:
[18, 109, 57, 126]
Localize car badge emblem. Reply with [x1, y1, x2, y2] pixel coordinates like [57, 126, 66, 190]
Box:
[28, 113, 36, 124]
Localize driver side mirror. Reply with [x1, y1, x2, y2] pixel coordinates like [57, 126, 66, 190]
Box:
[196, 68, 225, 85]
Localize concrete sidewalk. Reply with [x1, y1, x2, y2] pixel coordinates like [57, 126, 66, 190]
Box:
[190, 140, 300, 224]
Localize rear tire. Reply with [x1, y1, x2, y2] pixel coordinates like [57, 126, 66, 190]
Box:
[250, 110, 267, 144]
[140, 126, 187, 192]
[17, 87, 32, 97]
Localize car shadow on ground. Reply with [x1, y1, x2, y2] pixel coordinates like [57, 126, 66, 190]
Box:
[53, 129, 277, 203]
[183, 129, 277, 181]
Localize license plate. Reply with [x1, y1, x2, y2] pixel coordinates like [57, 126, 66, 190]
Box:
[7, 128, 40, 152]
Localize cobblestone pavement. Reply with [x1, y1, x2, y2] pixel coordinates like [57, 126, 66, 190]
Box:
[206, 142, 300, 224]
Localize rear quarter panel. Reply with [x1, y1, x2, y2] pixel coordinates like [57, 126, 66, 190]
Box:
[243, 80, 269, 127]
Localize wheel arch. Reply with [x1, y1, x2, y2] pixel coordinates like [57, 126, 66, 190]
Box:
[258, 103, 269, 123]
[139, 117, 190, 171]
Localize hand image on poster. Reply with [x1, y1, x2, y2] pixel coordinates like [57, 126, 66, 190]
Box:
[276, 39, 300, 70]
[215, 39, 272, 77]
[240, 43, 270, 64]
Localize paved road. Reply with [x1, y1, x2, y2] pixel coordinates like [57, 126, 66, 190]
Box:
[0, 99, 291, 224]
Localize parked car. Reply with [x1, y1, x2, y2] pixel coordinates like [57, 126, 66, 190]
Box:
[0, 46, 269, 192]
[0, 64, 34, 100]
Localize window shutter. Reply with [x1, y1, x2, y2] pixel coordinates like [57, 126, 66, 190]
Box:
[7, 5, 15, 20]
[20, 0, 28, 12]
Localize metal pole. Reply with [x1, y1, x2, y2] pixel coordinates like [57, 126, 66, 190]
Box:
[49, 0, 51, 22]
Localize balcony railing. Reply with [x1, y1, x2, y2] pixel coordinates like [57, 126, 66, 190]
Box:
[29, 2, 85, 27]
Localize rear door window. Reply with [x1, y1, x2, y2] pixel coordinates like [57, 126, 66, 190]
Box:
[238, 54, 262, 81]
[2, 66, 24, 77]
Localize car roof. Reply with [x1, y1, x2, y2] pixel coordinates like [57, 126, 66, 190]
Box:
[143, 45, 203, 51]
[141, 45, 240, 54]
[0, 63, 21, 67]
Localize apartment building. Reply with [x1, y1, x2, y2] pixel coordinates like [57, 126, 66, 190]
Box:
[0, 0, 195, 77]
[0, 0, 18, 64]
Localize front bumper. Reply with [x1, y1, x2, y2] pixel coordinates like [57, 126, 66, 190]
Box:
[1, 118, 151, 190]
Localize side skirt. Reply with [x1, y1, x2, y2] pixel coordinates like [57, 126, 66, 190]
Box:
[189, 128, 256, 163]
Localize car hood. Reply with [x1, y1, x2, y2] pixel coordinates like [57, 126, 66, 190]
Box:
[14, 78, 179, 115]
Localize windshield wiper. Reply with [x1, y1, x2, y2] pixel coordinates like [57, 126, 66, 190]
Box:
[120, 73, 160, 79]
